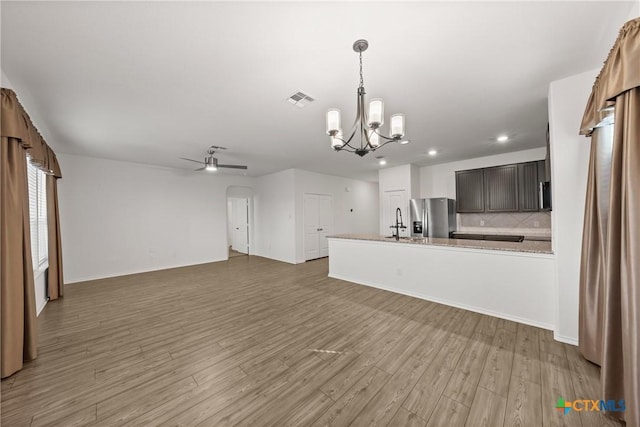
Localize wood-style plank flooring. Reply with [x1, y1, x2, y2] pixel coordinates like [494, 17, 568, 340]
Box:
[1, 256, 622, 426]
[228, 248, 247, 259]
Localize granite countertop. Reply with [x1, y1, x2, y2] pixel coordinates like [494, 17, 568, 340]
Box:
[328, 234, 553, 254]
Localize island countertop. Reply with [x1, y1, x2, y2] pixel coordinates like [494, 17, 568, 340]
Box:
[327, 233, 553, 255]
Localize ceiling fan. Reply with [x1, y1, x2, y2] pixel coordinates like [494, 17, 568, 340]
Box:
[180, 146, 248, 172]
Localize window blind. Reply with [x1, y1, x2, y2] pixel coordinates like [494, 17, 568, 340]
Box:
[27, 159, 48, 268]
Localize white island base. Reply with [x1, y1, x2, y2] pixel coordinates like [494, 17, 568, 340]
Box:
[328, 236, 556, 331]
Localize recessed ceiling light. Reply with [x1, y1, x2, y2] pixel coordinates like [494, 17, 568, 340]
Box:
[428, 149, 437, 156]
[497, 135, 509, 143]
[378, 159, 387, 165]
[399, 140, 410, 145]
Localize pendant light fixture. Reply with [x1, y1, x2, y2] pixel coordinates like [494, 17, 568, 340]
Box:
[326, 39, 408, 157]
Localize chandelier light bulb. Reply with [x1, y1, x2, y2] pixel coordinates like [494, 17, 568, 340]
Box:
[326, 109, 341, 135]
[331, 130, 344, 149]
[390, 114, 405, 139]
[368, 130, 380, 148]
[367, 99, 384, 128]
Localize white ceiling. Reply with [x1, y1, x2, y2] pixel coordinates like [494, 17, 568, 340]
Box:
[1, 1, 634, 181]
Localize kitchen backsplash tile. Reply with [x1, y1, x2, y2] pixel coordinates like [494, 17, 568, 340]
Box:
[457, 212, 551, 237]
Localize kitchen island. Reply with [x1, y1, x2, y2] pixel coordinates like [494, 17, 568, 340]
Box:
[328, 234, 555, 330]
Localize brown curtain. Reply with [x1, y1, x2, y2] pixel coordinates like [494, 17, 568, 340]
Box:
[46, 175, 64, 300]
[0, 136, 38, 378]
[602, 88, 639, 425]
[579, 17, 640, 427]
[581, 18, 640, 136]
[579, 128, 610, 365]
[1, 87, 63, 378]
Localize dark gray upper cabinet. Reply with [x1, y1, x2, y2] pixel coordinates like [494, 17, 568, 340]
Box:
[518, 162, 539, 212]
[455, 169, 484, 213]
[455, 160, 547, 213]
[484, 165, 519, 212]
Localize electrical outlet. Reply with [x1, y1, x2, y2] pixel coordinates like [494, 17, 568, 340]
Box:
[480, 220, 485, 226]
[534, 221, 540, 228]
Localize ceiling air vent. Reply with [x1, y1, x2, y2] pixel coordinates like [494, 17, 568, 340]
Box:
[287, 90, 315, 108]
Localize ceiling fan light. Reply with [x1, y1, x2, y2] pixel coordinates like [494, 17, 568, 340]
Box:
[390, 114, 405, 139]
[367, 99, 384, 128]
[205, 156, 218, 171]
[326, 109, 341, 135]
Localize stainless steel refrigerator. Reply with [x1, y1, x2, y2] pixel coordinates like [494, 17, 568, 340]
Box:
[409, 198, 456, 238]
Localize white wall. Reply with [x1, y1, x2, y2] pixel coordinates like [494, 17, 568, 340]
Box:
[419, 148, 547, 199]
[629, 1, 640, 20]
[293, 169, 379, 263]
[253, 169, 297, 264]
[58, 154, 256, 283]
[226, 200, 233, 244]
[329, 238, 556, 329]
[410, 164, 421, 199]
[1, 69, 14, 89]
[548, 69, 598, 344]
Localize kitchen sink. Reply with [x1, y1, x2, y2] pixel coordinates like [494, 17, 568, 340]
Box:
[384, 236, 423, 241]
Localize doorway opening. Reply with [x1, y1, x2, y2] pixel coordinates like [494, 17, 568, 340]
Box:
[303, 193, 333, 261]
[226, 186, 254, 259]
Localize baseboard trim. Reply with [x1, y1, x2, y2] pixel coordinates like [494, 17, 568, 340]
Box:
[66, 254, 302, 284]
[65, 258, 228, 284]
[36, 299, 48, 316]
[554, 334, 579, 346]
[329, 272, 555, 332]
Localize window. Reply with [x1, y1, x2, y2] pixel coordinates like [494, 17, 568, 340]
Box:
[27, 160, 48, 268]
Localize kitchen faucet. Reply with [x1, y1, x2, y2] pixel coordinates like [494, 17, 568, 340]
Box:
[390, 207, 407, 241]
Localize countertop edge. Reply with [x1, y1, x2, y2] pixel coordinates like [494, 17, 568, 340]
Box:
[328, 234, 554, 255]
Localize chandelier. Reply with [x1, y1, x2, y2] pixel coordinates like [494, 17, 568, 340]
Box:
[326, 39, 408, 157]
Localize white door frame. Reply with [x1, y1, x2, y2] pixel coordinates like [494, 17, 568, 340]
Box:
[226, 186, 254, 258]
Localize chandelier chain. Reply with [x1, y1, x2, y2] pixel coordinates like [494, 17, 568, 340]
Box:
[359, 51, 364, 88]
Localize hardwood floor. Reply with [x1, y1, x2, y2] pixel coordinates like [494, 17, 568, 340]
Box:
[228, 248, 247, 259]
[1, 256, 621, 427]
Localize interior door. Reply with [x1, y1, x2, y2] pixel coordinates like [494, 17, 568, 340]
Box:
[383, 190, 408, 237]
[231, 198, 249, 254]
[304, 194, 320, 261]
[317, 195, 333, 258]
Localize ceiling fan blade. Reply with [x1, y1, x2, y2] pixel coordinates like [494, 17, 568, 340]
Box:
[210, 145, 227, 150]
[218, 164, 248, 170]
[194, 167, 206, 171]
[180, 157, 205, 164]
